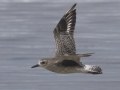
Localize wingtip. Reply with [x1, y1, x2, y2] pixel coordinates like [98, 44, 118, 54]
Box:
[72, 3, 77, 9]
[65, 3, 77, 14]
[74, 3, 77, 7]
[76, 53, 95, 57]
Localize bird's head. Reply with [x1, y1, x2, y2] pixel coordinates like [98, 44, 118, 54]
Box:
[31, 58, 48, 68]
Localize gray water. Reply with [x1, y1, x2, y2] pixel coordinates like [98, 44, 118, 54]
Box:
[0, 0, 120, 90]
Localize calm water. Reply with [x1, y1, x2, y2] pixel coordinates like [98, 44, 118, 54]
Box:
[0, 0, 120, 90]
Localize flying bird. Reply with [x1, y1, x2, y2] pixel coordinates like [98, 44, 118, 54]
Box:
[31, 3, 102, 74]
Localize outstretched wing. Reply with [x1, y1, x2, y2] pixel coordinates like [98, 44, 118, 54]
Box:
[54, 3, 77, 57]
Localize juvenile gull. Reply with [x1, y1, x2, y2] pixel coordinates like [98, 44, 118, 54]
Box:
[31, 3, 102, 74]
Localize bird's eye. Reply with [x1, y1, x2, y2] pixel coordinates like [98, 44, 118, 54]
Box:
[41, 61, 45, 64]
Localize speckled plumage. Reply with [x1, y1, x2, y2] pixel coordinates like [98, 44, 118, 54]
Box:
[31, 3, 102, 74]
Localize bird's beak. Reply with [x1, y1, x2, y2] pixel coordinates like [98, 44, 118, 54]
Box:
[31, 64, 39, 68]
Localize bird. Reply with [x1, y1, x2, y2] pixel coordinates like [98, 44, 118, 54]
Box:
[31, 3, 102, 74]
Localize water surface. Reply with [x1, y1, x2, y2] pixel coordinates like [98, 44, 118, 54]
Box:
[0, 1, 120, 90]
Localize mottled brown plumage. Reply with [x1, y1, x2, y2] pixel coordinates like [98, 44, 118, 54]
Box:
[31, 3, 102, 74]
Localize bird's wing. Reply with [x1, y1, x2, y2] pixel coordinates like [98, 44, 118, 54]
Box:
[55, 59, 80, 67]
[53, 3, 77, 57]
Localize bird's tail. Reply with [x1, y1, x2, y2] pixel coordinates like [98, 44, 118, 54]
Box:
[84, 65, 102, 74]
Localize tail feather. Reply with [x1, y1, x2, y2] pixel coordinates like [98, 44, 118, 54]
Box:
[84, 65, 102, 74]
